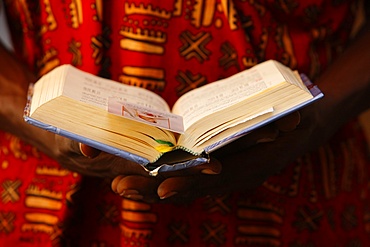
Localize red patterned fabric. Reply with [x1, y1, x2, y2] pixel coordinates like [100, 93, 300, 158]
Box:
[1, 0, 369, 246]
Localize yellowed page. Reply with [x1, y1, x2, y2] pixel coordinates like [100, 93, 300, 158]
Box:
[172, 60, 286, 130]
[62, 65, 170, 112]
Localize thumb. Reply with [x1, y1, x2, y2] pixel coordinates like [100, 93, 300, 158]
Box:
[79, 143, 101, 158]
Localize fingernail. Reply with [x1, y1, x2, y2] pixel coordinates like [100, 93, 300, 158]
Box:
[125, 194, 144, 200]
[79, 143, 90, 158]
[160, 191, 178, 200]
[201, 168, 219, 175]
[119, 189, 139, 197]
[79, 143, 100, 158]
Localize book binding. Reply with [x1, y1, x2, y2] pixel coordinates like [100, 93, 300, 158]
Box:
[24, 73, 323, 175]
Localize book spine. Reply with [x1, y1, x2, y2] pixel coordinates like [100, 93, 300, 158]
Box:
[147, 155, 210, 176]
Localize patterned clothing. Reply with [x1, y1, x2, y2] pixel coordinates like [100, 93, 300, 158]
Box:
[1, 0, 369, 246]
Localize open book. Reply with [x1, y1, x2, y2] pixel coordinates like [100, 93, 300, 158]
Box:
[24, 60, 323, 175]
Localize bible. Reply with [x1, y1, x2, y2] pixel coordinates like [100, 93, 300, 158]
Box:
[24, 60, 323, 175]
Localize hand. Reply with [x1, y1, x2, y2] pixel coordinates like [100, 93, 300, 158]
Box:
[49, 136, 151, 178]
[111, 111, 308, 203]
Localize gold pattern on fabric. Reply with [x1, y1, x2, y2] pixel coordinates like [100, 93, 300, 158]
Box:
[242, 56, 258, 68]
[65, 184, 78, 205]
[91, 27, 111, 67]
[121, 210, 157, 223]
[179, 31, 212, 62]
[293, 206, 323, 232]
[119, 66, 165, 90]
[37, 48, 60, 76]
[120, 224, 153, 240]
[24, 213, 59, 225]
[219, 41, 239, 70]
[120, 199, 156, 239]
[25, 185, 63, 211]
[0, 212, 15, 234]
[125, 2, 172, 19]
[97, 201, 120, 225]
[173, 0, 183, 17]
[168, 221, 189, 244]
[277, 25, 297, 69]
[191, 0, 219, 28]
[8, 135, 29, 160]
[25, 197, 62, 210]
[121, 2, 172, 55]
[35, 166, 70, 176]
[26, 185, 63, 200]
[176, 70, 207, 96]
[1, 179, 22, 203]
[120, 27, 166, 54]
[21, 224, 62, 242]
[21, 185, 64, 240]
[15, 0, 33, 31]
[220, 0, 238, 30]
[237, 226, 281, 247]
[201, 220, 227, 245]
[1, 160, 9, 169]
[91, 0, 103, 22]
[69, 0, 83, 28]
[68, 39, 82, 66]
[41, 0, 57, 34]
[204, 194, 231, 214]
[236, 201, 283, 246]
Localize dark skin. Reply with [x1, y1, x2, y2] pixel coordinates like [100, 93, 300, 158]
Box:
[1, 16, 369, 204]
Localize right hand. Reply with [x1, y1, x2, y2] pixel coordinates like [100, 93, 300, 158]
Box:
[48, 135, 152, 178]
[111, 110, 304, 203]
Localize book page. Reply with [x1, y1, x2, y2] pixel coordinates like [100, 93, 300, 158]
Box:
[108, 99, 184, 134]
[193, 107, 274, 147]
[62, 65, 171, 112]
[172, 61, 285, 130]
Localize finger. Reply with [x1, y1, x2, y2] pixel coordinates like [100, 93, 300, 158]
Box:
[157, 176, 196, 200]
[241, 125, 279, 144]
[275, 111, 301, 132]
[199, 158, 222, 175]
[111, 175, 125, 192]
[215, 125, 279, 156]
[157, 174, 222, 202]
[55, 135, 100, 158]
[79, 143, 101, 158]
[112, 175, 161, 202]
